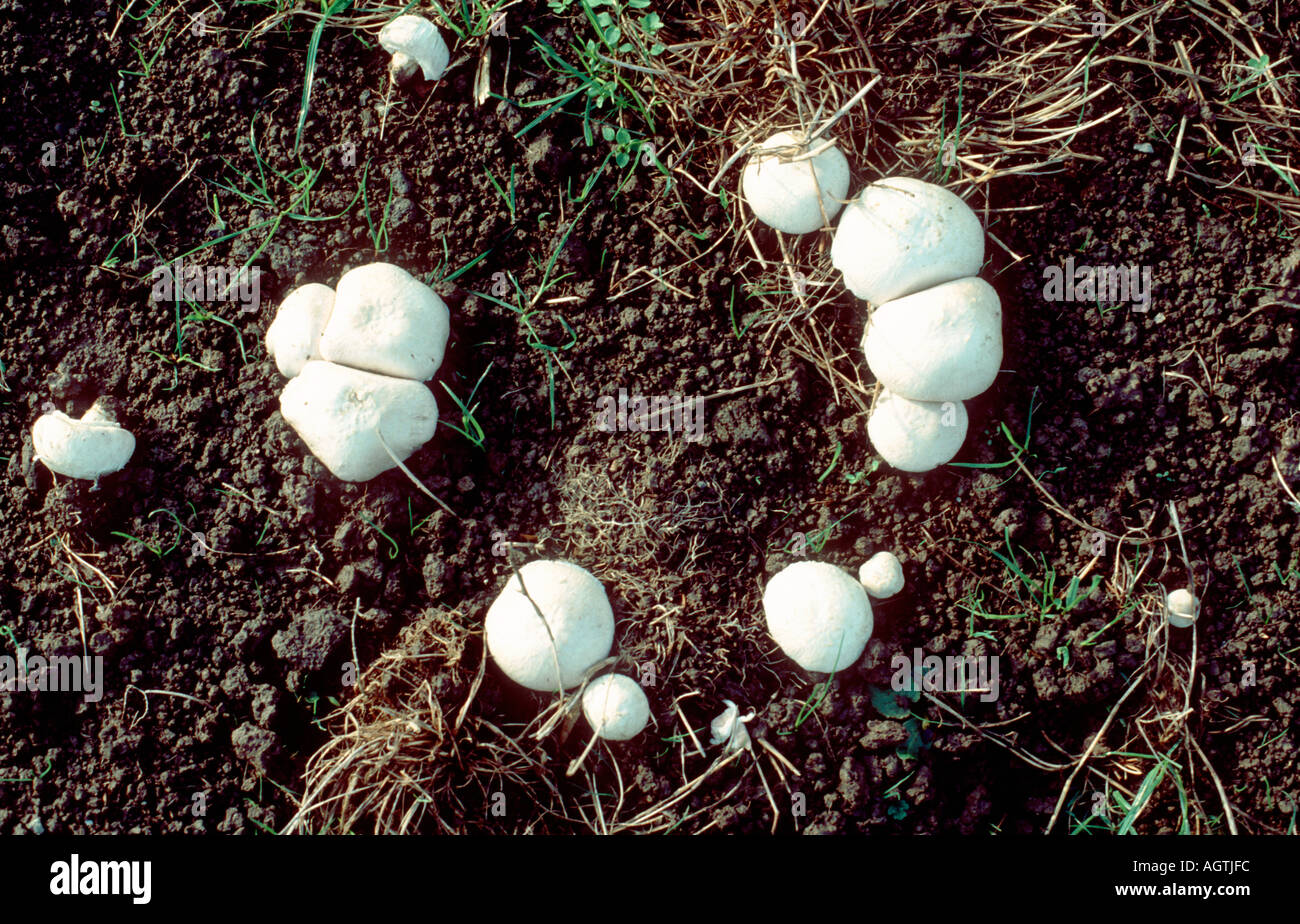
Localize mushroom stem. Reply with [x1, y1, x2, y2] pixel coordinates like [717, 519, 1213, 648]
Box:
[389, 51, 419, 85]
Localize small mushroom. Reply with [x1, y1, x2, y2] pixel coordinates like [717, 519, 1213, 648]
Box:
[379, 14, 450, 85]
[859, 551, 904, 598]
[1166, 588, 1199, 628]
[582, 673, 650, 740]
[484, 560, 615, 692]
[763, 561, 874, 674]
[318, 262, 450, 382]
[830, 176, 985, 306]
[709, 699, 754, 752]
[266, 282, 335, 378]
[866, 390, 968, 473]
[740, 131, 851, 234]
[279, 360, 439, 482]
[32, 401, 135, 482]
[862, 276, 1003, 402]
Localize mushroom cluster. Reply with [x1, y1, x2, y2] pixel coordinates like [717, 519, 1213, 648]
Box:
[831, 177, 1002, 472]
[484, 560, 651, 741]
[738, 129, 1002, 473]
[763, 552, 908, 674]
[267, 262, 449, 482]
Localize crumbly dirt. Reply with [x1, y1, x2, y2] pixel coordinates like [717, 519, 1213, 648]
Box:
[0, 1, 1296, 834]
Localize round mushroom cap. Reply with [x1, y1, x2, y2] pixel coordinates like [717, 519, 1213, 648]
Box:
[378, 15, 450, 82]
[1166, 588, 1198, 628]
[582, 674, 650, 741]
[320, 262, 451, 381]
[867, 390, 968, 473]
[859, 551, 904, 598]
[862, 276, 1003, 402]
[740, 131, 851, 234]
[485, 560, 615, 692]
[32, 405, 135, 481]
[763, 561, 874, 674]
[831, 176, 985, 305]
[266, 283, 335, 378]
[279, 360, 439, 482]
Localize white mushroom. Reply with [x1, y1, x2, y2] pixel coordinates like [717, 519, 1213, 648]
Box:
[763, 561, 874, 674]
[862, 276, 1003, 402]
[866, 390, 968, 473]
[32, 401, 135, 482]
[378, 14, 450, 84]
[318, 262, 450, 382]
[266, 283, 335, 378]
[859, 551, 904, 598]
[1166, 588, 1199, 628]
[740, 131, 851, 234]
[582, 674, 650, 740]
[709, 699, 754, 752]
[831, 176, 985, 305]
[279, 360, 439, 482]
[484, 560, 615, 692]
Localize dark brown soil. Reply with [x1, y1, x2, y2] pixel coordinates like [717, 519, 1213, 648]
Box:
[1, 1, 1297, 835]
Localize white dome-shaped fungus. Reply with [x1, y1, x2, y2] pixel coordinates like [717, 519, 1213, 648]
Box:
[484, 560, 615, 692]
[862, 276, 1003, 402]
[319, 262, 450, 382]
[763, 561, 874, 673]
[740, 131, 851, 234]
[859, 551, 904, 598]
[279, 360, 439, 482]
[866, 390, 968, 473]
[1166, 588, 1199, 628]
[831, 176, 984, 306]
[266, 282, 335, 378]
[582, 673, 650, 740]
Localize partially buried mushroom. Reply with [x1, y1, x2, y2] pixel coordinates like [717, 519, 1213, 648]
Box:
[1166, 588, 1199, 628]
[320, 262, 449, 381]
[32, 401, 135, 483]
[265, 282, 334, 378]
[859, 551, 904, 598]
[379, 14, 450, 85]
[279, 361, 439, 483]
[861, 276, 1002, 404]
